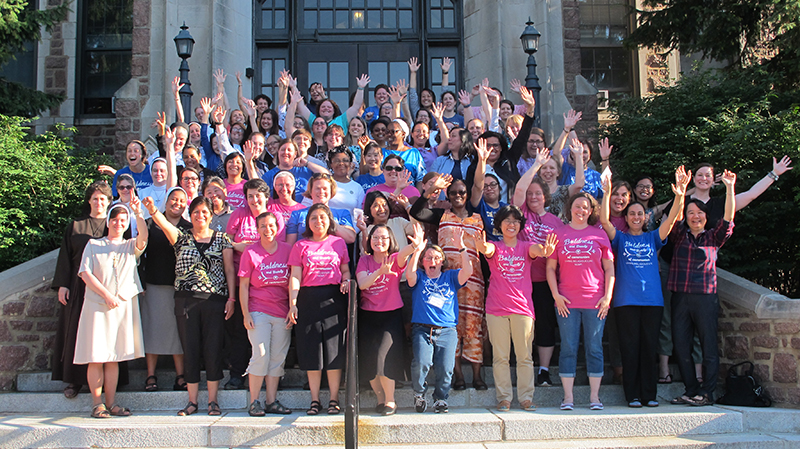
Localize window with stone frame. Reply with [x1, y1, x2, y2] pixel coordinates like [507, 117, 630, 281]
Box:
[578, 0, 634, 102]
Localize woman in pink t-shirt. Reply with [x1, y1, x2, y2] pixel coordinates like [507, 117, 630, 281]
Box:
[238, 212, 292, 416]
[267, 171, 305, 228]
[222, 152, 247, 209]
[546, 192, 615, 411]
[287, 204, 351, 416]
[473, 205, 556, 412]
[356, 223, 422, 415]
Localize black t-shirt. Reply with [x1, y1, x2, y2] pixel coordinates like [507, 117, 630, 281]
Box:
[660, 195, 726, 264]
[142, 217, 192, 285]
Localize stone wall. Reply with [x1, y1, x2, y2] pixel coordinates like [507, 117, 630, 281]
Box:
[718, 299, 800, 404]
[0, 251, 59, 391]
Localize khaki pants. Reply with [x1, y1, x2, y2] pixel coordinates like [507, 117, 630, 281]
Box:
[486, 314, 535, 404]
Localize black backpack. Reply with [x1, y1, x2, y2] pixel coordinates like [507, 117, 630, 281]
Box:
[716, 361, 772, 407]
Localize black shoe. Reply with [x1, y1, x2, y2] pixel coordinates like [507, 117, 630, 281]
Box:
[536, 370, 552, 387]
[224, 375, 246, 390]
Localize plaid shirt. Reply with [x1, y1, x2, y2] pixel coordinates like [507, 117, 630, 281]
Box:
[667, 219, 734, 294]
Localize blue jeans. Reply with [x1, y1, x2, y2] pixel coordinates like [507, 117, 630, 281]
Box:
[556, 308, 606, 378]
[411, 324, 457, 401]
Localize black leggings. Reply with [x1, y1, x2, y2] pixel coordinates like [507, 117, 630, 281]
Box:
[180, 294, 226, 384]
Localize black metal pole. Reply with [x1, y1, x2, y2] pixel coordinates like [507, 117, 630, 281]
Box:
[344, 279, 359, 449]
[525, 52, 542, 129]
[178, 57, 193, 123]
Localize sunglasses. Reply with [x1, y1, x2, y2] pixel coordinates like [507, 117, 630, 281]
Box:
[118, 185, 134, 191]
[384, 166, 404, 172]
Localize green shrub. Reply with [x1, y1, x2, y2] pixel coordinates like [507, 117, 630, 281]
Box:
[603, 68, 800, 296]
[0, 115, 112, 271]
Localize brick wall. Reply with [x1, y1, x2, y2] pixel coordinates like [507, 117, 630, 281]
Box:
[561, 0, 598, 142]
[719, 300, 800, 405]
[0, 280, 58, 390]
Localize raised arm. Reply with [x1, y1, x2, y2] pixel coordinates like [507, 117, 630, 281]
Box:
[431, 102, 450, 155]
[440, 57, 451, 89]
[519, 86, 536, 118]
[459, 90, 474, 124]
[142, 197, 179, 245]
[735, 156, 792, 210]
[659, 166, 691, 241]
[530, 232, 558, 259]
[243, 140, 259, 180]
[285, 87, 303, 137]
[407, 57, 421, 117]
[213, 69, 230, 112]
[471, 226, 495, 259]
[455, 229, 473, 285]
[567, 138, 585, 196]
[598, 137, 613, 173]
[721, 169, 737, 222]
[396, 79, 413, 128]
[163, 126, 178, 188]
[389, 83, 404, 121]
[129, 195, 148, 252]
[171, 76, 185, 123]
[276, 69, 290, 109]
[512, 147, 549, 207]
[345, 74, 371, 122]
[599, 176, 616, 241]
[236, 71, 250, 118]
[471, 138, 489, 208]
[404, 233, 427, 287]
[552, 110, 581, 165]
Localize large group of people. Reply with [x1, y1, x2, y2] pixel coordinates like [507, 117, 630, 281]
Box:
[52, 57, 793, 419]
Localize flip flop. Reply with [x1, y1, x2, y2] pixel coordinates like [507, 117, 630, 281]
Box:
[658, 374, 673, 384]
[560, 401, 574, 411]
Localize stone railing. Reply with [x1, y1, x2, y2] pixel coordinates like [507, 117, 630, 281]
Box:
[1, 250, 798, 405]
[717, 269, 800, 405]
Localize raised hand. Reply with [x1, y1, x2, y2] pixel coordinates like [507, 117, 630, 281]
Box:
[397, 169, 412, 190]
[357, 135, 370, 149]
[277, 69, 290, 87]
[97, 165, 116, 176]
[408, 222, 425, 249]
[458, 90, 471, 107]
[212, 92, 224, 105]
[542, 233, 558, 258]
[601, 172, 613, 194]
[510, 79, 522, 94]
[377, 257, 392, 275]
[431, 102, 445, 120]
[241, 98, 256, 117]
[212, 106, 226, 124]
[356, 74, 371, 89]
[389, 84, 403, 104]
[243, 140, 256, 162]
[396, 78, 408, 96]
[519, 86, 535, 107]
[129, 194, 142, 216]
[356, 214, 367, 233]
[721, 169, 737, 188]
[213, 69, 226, 85]
[200, 97, 213, 117]
[289, 87, 303, 105]
[155, 111, 167, 135]
[535, 147, 551, 167]
[598, 137, 613, 161]
[433, 173, 453, 191]
[171, 76, 184, 96]
[773, 155, 793, 176]
[408, 57, 420, 72]
[569, 138, 583, 159]
[474, 138, 490, 162]
[163, 126, 176, 151]
[235, 71, 242, 85]
[141, 197, 157, 215]
[563, 109, 582, 130]
[440, 57, 451, 73]
[451, 226, 465, 248]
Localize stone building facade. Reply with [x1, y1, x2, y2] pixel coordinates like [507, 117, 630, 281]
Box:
[14, 0, 680, 163]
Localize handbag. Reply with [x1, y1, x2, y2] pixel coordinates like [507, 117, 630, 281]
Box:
[716, 361, 771, 407]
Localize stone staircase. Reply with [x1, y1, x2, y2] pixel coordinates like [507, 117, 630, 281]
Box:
[1, 368, 799, 448]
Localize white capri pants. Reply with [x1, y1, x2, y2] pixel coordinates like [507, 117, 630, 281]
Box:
[246, 312, 292, 377]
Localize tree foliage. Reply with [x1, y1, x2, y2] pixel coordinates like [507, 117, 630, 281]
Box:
[626, 0, 800, 79]
[0, 115, 112, 272]
[0, 0, 70, 116]
[602, 67, 800, 296]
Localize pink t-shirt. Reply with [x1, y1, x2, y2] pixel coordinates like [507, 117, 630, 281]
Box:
[237, 242, 291, 318]
[610, 215, 629, 233]
[356, 253, 404, 312]
[548, 225, 614, 309]
[288, 236, 350, 287]
[225, 179, 246, 209]
[486, 241, 535, 318]
[227, 207, 286, 272]
[365, 183, 421, 218]
[267, 199, 306, 231]
[519, 203, 564, 282]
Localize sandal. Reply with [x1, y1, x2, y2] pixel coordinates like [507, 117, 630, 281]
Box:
[265, 400, 292, 415]
[327, 399, 341, 415]
[64, 384, 82, 399]
[590, 402, 604, 411]
[145, 375, 158, 392]
[560, 401, 574, 411]
[658, 374, 673, 384]
[249, 400, 266, 416]
[107, 403, 132, 417]
[496, 400, 511, 412]
[452, 379, 466, 391]
[173, 374, 188, 391]
[670, 395, 692, 405]
[91, 403, 111, 419]
[375, 403, 386, 414]
[520, 400, 537, 412]
[208, 401, 222, 416]
[307, 400, 322, 415]
[177, 401, 199, 416]
[473, 379, 488, 391]
[686, 394, 713, 406]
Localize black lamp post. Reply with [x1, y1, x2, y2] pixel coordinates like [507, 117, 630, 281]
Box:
[174, 22, 194, 123]
[520, 17, 542, 128]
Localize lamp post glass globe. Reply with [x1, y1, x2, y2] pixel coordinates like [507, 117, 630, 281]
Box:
[174, 22, 194, 59]
[520, 17, 541, 55]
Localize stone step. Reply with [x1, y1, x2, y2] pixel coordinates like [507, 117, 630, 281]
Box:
[0, 406, 753, 449]
[0, 383, 688, 413]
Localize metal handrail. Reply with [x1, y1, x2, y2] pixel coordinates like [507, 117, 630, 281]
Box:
[344, 279, 359, 449]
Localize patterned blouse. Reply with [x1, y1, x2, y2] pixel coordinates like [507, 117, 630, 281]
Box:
[173, 229, 233, 296]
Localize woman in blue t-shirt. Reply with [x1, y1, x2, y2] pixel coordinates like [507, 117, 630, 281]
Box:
[405, 228, 473, 414]
[599, 166, 690, 408]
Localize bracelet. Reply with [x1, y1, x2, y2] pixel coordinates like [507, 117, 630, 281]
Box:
[563, 128, 571, 134]
[357, 87, 364, 91]
[767, 170, 779, 181]
[442, 71, 449, 75]
[459, 248, 466, 253]
[227, 298, 236, 302]
[602, 158, 609, 162]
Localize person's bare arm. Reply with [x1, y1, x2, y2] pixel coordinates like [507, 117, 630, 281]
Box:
[459, 90, 474, 124]
[471, 138, 489, 208]
[440, 57, 451, 88]
[163, 127, 178, 188]
[431, 102, 449, 155]
[285, 87, 303, 137]
[223, 248, 236, 319]
[567, 138, 585, 197]
[171, 76, 185, 123]
[552, 110, 581, 166]
[659, 165, 691, 241]
[286, 266, 302, 325]
[721, 170, 737, 222]
[142, 197, 179, 244]
[345, 74, 371, 122]
[596, 258, 615, 319]
[236, 71, 249, 119]
[599, 176, 616, 241]
[735, 156, 793, 210]
[213, 69, 230, 112]
[512, 147, 549, 207]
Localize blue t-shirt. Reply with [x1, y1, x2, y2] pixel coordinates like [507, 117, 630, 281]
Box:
[611, 230, 666, 307]
[410, 269, 463, 328]
[355, 173, 385, 191]
[112, 166, 153, 197]
[558, 165, 604, 200]
[472, 199, 507, 242]
[262, 166, 315, 203]
[286, 207, 355, 237]
[383, 147, 427, 184]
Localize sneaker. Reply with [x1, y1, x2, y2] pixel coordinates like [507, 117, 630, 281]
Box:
[434, 400, 448, 413]
[537, 370, 552, 387]
[414, 394, 427, 413]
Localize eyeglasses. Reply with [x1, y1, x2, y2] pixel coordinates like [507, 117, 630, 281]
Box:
[384, 166, 404, 172]
[503, 219, 521, 225]
[484, 182, 499, 189]
[636, 184, 653, 191]
[118, 185, 134, 191]
[423, 255, 443, 262]
[371, 235, 391, 241]
[487, 143, 502, 149]
[390, 129, 404, 134]
[450, 190, 468, 196]
[529, 139, 545, 146]
[181, 177, 200, 183]
[332, 159, 351, 165]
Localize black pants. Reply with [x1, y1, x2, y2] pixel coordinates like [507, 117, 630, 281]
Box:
[532, 281, 557, 347]
[224, 294, 252, 378]
[615, 305, 663, 402]
[183, 295, 226, 384]
[671, 292, 719, 399]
